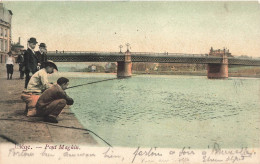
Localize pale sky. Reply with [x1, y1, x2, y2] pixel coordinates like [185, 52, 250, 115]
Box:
[3, 1, 260, 57]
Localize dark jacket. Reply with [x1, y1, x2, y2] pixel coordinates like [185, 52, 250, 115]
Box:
[24, 48, 39, 74]
[36, 84, 74, 110]
[35, 51, 47, 68]
[16, 54, 24, 63]
[17, 54, 25, 71]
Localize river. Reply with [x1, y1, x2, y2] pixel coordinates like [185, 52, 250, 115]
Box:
[49, 63, 260, 148]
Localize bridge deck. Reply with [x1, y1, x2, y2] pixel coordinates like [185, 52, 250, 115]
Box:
[47, 52, 260, 66]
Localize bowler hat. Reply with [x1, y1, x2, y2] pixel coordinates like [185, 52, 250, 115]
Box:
[39, 43, 46, 48]
[28, 37, 38, 44]
[43, 60, 58, 71]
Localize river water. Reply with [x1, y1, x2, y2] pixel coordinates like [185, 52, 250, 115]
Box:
[49, 65, 260, 148]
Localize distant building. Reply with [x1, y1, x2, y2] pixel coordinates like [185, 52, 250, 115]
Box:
[105, 62, 117, 73]
[89, 65, 97, 72]
[0, 3, 12, 63]
[209, 47, 233, 57]
[11, 37, 24, 54]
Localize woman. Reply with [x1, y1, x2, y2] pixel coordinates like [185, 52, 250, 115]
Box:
[6, 51, 15, 80]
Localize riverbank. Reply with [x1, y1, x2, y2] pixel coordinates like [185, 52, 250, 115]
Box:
[0, 63, 97, 145]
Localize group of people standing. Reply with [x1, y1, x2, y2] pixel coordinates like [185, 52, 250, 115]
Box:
[5, 37, 47, 82]
[6, 37, 74, 123]
[23, 37, 48, 88]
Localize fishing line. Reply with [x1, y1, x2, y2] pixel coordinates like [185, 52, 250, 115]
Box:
[66, 78, 118, 90]
[0, 118, 112, 147]
[0, 135, 18, 144]
[66, 74, 138, 90]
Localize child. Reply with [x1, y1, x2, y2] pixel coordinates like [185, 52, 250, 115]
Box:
[6, 51, 15, 80]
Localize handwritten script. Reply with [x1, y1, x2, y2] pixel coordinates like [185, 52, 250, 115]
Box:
[2, 143, 258, 163]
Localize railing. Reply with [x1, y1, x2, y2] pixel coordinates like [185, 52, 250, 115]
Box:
[132, 52, 208, 57]
[47, 51, 260, 60]
[47, 51, 121, 55]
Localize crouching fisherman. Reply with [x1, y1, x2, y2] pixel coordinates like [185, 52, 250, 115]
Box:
[36, 77, 74, 123]
[21, 61, 58, 116]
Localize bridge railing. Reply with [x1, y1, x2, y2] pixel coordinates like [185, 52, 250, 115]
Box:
[47, 51, 122, 55]
[47, 51, 260, 60]
[132, 52, 209, 57]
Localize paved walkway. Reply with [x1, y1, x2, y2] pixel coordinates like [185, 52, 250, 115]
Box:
[0, 63, 98, 145]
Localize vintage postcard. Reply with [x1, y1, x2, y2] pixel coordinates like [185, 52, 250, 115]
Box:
[0, 0, 260, 164]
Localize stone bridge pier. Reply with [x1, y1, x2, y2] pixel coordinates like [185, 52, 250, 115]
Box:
[207, 47, 229, 79]
[117, 50, 132, 78]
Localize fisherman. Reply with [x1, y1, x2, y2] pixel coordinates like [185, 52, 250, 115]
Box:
[24, 37, 39, 88]
[21, 61, 58, 116]
[35, 43, 47, 69]
[36, 77, 74, 123]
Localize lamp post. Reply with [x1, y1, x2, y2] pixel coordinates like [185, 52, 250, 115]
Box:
[126, 43, 130, 51]
[119, 45, 123, 53]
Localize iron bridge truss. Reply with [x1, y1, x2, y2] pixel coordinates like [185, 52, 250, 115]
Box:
[47, 52, 260, 66]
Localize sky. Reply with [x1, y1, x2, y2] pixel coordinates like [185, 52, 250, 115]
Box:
[2, 1, 260, 57]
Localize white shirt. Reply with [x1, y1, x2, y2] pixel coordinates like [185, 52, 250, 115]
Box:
[28, 47, 35, 54]
[6, 56, 14, 65]
[26, 68, 52, 93]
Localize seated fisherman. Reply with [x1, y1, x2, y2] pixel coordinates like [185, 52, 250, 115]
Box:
[36, 77, 74, 123]
[21, 61, 58, 116]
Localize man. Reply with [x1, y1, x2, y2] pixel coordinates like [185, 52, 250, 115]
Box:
[36, 77, 74, 123]
[35, 43, 47, 69]
[24, 37, 39, 88]
[21, 61, 58, 116]
[16, 50, 25, 79]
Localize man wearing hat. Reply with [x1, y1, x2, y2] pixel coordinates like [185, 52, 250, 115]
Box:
[36, 43, 47, 69]
[24, 37, 40, 88]
[21, 60, 58, 116]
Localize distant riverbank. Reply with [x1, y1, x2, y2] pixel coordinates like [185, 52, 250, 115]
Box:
[133, 71, 260, 78]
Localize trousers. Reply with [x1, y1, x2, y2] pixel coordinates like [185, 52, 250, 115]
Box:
[21, 92, 41, 117]
[25, 72, 31, 89]
[6, 64, 13, 74]
[36, 99, 66, 118]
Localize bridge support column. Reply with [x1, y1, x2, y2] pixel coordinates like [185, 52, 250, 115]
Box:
[117, 50, 132, 78]
[207, 48, 229, 79]
[207, 63, 228, 79]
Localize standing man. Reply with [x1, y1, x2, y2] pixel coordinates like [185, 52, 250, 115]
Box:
[36, 43, 47, 69]
[24, 37, 39, 88]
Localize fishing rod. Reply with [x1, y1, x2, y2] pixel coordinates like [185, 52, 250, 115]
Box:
[66, 78, 118, 90]
[66, 74, 138, 90]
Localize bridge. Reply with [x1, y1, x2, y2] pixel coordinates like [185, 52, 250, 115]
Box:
[47, 48, 260, 79]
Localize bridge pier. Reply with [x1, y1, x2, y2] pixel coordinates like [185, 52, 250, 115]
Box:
[117, 50, 132, 78]
[207, 47, 229, 79]
[207, 63, 228, 79]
